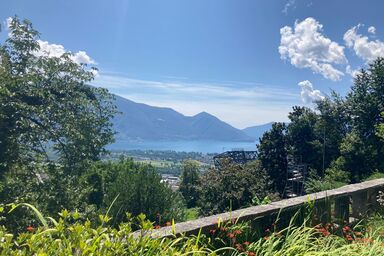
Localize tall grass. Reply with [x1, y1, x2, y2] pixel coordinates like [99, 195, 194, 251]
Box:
[1, 203, 384, 255]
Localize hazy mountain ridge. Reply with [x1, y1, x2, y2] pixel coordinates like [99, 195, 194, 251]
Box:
[113, 95, 267, 142]
[242, 122, 274, 141]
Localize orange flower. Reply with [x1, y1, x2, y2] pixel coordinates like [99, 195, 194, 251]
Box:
[235, 243, 244, 251]
[234, 229, 242, 235]
[154, 225, 161, 229]
[227, 233, 235, 238]
[346, 235, 353, 241]
[26, 226, 34, 232]
[247, 252, 256, 256]
[243, 241, 250, 246]
[354, 231, 363, 237]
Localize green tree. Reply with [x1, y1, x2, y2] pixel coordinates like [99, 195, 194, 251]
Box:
[102, 159, 186, 226]
[257, 122, 287, 195]
[0, 17, 116, 175]
[377, 113, 384, 140]
[315, 95, 348, 173]
[179, 160, 200, 208]
[198, 160, 271, 216]
[287, 107, 322, 172]
[337, 58, 384, 180]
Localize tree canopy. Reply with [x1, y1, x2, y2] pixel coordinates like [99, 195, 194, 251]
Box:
[0, 17, 116, 175]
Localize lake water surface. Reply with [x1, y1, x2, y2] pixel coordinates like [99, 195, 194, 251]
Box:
[108, 140, 258, 154]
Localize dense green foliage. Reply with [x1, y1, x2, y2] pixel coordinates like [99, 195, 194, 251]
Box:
[97, 159, 186, 226]
[0, 17, 116, 175]
[257, 123, 287, 195]
[257, 58, 384, 194]
[198, 160, 272, 216]
[377, 112, 384, 140]
[179, 160, 201, 208]
[0, 18, 185, 232]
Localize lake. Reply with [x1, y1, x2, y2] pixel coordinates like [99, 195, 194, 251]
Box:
[108, 140, 258, 154]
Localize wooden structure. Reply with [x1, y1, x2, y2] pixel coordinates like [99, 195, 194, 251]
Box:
[213, 150, 257, 168]
[285, 156, 307, 198]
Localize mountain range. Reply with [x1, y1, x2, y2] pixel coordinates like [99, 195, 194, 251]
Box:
[113, 95, 273, 142]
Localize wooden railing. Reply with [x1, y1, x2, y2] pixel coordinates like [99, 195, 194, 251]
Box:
[141, 178, 384, 238]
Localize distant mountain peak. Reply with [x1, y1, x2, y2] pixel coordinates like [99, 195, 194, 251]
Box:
[193, 111, 216, 118]
[112, 95, 253, 142]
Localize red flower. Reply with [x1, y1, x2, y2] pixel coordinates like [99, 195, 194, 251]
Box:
[243, 241, 250, 246]
[227, 233, 235, 238]
[247, 252, 256, 256]
[346, 235, 353, 241]
[342, 226, 351, 233]
[235, 243, 244, 251]
[209, 229, 217, 235]
[154, 225, 161, 229]
[234, 229, 242, 235]
[26, 226, 34, 232]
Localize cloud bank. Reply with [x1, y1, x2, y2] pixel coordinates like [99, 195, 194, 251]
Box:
[344, 24, 384, 63]
[36, 40, 95, 65]
[298, 80, 324, 104]
[279, 17, 347, 81]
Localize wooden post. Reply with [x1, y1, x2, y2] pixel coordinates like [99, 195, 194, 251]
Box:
[334, 196, 349, 224]
[351, 191, 368, 218]
[313, 199, 330, 224]
[367, 187, 381, 214]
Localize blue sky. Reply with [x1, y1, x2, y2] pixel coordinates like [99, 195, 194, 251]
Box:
[1, 0, 384, 128]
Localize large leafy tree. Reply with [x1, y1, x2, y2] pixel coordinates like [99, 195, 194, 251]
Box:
[287, 107, 322, 172]
[336, 58, 384, 181]
[377, 113, 384, 140]
[0, 17, 116, 175]
[257, 122, 287, 195]
[315, 95, 348, 173]
[102, 159, 186, 226]
[198, 160, 270, 216]
[179, 160, 201, 208]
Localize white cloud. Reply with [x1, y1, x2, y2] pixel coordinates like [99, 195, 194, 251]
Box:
[298, 80, 324, 104]
[93, 73, 298, 102]
[282, 0, 296, 14]
[6, 17, 12, 29]
[4, 17, 14, 37]
[279, 17, 347, 81]
[346, 65, 360, 78]
[344, 25, 384, 63]
[368, 26, 376, 34]
[36, 40, 95, 65]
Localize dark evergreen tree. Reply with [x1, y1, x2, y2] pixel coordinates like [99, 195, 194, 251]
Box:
[179, 160, 201, 208]
[257, 122, 288, 195]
